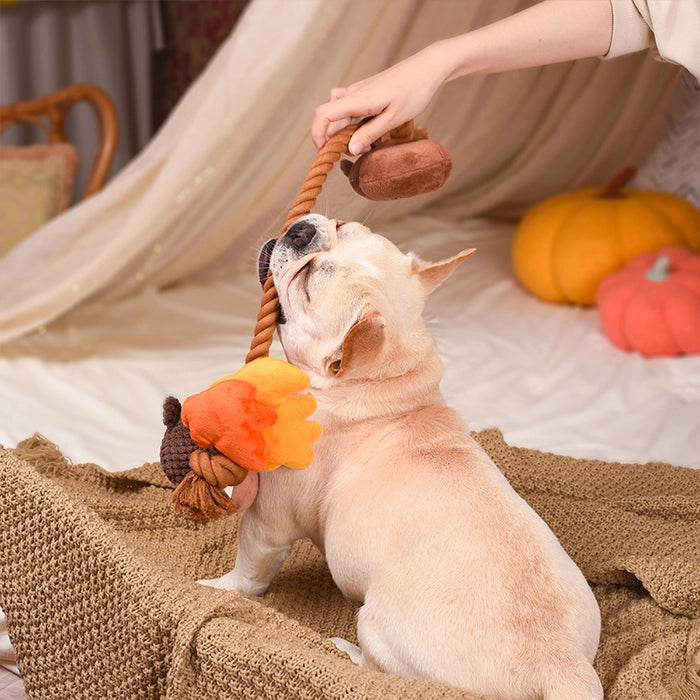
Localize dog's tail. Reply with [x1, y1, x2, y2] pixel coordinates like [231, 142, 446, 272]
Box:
[543, 657, 603, 700]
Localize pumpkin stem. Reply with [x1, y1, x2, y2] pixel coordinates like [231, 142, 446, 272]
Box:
[598, 166, 637, 199]
[646, 255, 671, 282]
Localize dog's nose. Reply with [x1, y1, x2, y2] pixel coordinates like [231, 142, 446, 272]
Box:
[284, 220, 317, 250]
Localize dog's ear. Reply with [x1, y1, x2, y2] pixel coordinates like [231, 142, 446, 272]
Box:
[330, 311, 386, 378]
[411, 248, 476, 295]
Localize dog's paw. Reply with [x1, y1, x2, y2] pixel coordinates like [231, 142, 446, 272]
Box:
[197, 571, 240, 591]
[197, 570, 270, 596]
[329, 637, 365, 667]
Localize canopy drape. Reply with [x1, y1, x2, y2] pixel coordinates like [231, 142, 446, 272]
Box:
[0, 0, 679, 343]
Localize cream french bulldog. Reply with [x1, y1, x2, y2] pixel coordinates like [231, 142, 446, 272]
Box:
[201, 214, 603, 700]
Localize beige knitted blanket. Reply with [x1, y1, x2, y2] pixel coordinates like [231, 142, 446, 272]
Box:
[1, 429, 699, 700]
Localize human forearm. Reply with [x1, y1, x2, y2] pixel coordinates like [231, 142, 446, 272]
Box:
[437, 0, 614, 81]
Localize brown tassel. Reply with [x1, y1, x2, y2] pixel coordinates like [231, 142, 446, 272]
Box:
[171, 469, 239, 523]
[170, 448, 248, 522]
[14, 433, 70, 476]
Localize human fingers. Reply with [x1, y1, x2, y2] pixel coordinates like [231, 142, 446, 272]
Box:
[310, 105, 337, 149]
[309, 87, 354, 148]
[325, 116, 353, 140]
[311, 94, 384, 149]
[311, 87, 354, 145]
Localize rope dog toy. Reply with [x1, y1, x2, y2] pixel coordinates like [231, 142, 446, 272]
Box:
[248, 120, 452, 361]
[160, 121, 452, 521]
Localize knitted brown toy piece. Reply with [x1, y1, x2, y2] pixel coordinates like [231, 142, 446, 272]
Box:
[160, 396, 198, 486]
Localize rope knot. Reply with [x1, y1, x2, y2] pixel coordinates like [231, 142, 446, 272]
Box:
[188, 449, 248, 489]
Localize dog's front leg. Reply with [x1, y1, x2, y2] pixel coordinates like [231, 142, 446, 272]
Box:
[227, 509, 295, 595]
[199, 499, 296, 596]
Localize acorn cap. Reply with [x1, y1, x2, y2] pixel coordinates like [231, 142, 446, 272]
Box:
[160, 396, 199, 485]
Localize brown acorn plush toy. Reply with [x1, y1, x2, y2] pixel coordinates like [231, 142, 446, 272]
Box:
[160, 395, 252, 522]
[340, 122, 452, 201]
[160, 357, 322, 522]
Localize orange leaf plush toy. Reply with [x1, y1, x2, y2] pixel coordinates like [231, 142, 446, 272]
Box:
[210, 357, 323, 470]
[182, 379, 277, 473]
[160, 357, 322, 521]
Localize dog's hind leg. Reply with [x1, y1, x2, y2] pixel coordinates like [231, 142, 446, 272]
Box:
[542, 659, 604, 700]
[353, 598, 417, 677]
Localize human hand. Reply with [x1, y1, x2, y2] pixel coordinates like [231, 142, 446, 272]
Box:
[311, 42, 449, 154]
[311, 0, 617, 154]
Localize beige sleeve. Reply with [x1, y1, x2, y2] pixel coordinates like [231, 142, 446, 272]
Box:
[605, 0, 700, 80]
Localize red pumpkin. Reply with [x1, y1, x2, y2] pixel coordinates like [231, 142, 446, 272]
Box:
[596, 247, 700, 357]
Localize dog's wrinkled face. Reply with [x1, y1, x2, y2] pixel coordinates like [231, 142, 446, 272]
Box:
[258, 214, 474, 381]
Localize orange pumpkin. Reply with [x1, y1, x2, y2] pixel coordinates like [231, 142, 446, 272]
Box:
[596, 246, 700, 357]
[512, 168, 700, 306]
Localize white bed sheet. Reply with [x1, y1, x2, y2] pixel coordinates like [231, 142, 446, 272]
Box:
[0, 215, 698, 472]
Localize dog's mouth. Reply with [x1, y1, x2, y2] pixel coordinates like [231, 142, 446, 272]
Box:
[258, 238, 276, 286]
[257, 238, 286, 324]
[257, 241, 318, 324]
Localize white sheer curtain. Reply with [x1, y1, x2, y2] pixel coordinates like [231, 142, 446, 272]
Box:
[0, 0, 679, 344]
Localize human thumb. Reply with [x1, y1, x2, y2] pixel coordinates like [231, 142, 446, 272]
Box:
[348, 115, 394, 155]
[348, 139, 367, 156]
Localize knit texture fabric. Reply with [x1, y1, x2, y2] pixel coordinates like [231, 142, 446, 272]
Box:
[1, 429, 699, 700]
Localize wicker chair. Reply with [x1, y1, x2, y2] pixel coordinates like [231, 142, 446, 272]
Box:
[0, 82, 119, 200]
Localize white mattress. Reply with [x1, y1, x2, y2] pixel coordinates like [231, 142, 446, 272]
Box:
[1, 215, 698, 472]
